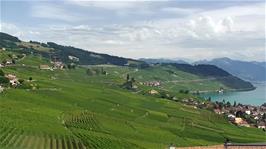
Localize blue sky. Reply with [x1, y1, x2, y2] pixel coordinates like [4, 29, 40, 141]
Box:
[1, 0, 265, 61]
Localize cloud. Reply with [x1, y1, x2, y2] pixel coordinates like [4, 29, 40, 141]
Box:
[67, 0, 139, 10]
[31, 4, 80, 22]
[1, 1, 265, 61]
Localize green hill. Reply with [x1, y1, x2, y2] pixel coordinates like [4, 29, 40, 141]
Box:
[0, 33, 265, 149]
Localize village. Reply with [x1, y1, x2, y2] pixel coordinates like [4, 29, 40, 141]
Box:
[0, 47, 80, 93]
[181, 97, 266, 130]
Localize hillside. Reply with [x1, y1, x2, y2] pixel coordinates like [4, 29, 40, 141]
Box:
[0, 52, 265, 149]
[0, 33, 264, 148]
[163, 63, 255, 90]
[195, 58, 266, 82]
[0, 32, 145, 67]
[0, 32, 255, 92]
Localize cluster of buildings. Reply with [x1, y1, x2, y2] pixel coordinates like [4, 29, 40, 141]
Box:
[181, 97, 266, 129]
[214, 103, 266, 129]
[39, 61, 64, 70]
[140, 81, 161, 87]
[5, 74, 20, 87]
[0, 74, 20, 93]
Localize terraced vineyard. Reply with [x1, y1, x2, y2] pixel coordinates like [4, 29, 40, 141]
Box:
[0, 42, 265, 148]
[0, 127, 86, 149]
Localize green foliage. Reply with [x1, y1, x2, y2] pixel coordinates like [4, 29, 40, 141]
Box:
[0, 69, 4, 76]
[0, 76, 9, 84]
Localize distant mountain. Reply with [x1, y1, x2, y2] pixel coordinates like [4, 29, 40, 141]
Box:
[162, 63, 255, 90]
[195, 57, 266, 82]
[139, 58, 188, 64]
[0, 32, 146, 67]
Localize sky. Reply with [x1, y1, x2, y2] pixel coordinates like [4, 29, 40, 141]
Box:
[0, 0, 265, 61]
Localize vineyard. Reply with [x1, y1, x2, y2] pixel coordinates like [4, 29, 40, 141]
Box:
[0, 48, 265, 148]
[0, 127, 86, 149]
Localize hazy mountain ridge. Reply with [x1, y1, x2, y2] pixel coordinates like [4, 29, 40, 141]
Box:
[194, 57, 266, 82]
[139, 58, 188, 64]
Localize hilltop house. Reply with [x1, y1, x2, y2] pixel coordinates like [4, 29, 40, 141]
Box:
[5, 74, 19, 87]
[39, 65, 51, 70]
[143, 81, 161, 87]
[148, 89, 159, 95]
[68, 55, 79, 62]
[52, 61, 64, 69]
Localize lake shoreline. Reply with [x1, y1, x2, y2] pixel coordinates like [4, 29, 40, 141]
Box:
[198, 83, 266, 106]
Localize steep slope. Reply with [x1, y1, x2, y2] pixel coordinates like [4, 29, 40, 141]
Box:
[0, 32, 145, 66]
[0, 53, 265, 149]
[159, 63, 255, 90]
[195, 57, 266, 82]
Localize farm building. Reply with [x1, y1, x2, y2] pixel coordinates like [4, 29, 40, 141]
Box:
[39, 65, 51, 70]
[149, 89, 159, 95]
[5, 74, 19, 87]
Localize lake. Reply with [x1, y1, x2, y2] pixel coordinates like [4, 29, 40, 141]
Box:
[200, 83, 266, 106]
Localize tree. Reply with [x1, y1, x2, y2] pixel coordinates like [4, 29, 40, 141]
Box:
[2, 59, 7, 65]
[131, 77, 135, 83]
[0, 69, 4, 76]
[207, 97, 211, 102]
[0, 76, 9, 84]
[226, 101, 231, 107]
[29, 77, 33, 81]
[126, 74, 130, 82]
[233, 101, 237, 107]
[18, 79, 24, 84]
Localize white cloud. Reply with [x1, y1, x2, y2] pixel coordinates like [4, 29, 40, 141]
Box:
[31, 4, 80, 22]
[1, 1, 265, 61]
[66, 0, 141, 10]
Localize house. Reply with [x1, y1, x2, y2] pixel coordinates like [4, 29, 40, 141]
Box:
[227, 114, 236, 121]
[0, 48, 6, 51]
[5, 74, 19, 87]
[234, 117, 243, 124]
[234, 118, 250, 127]
[148, 89, 159, 95]
[6, 61, 12, 65]
[0, 64, 3, 68]
[245, 110, 251, 115]
[52, 61, 64, 69]
[10, 79, 19, 87]
[5, 74, 17, 80]
[39, 65, 51, 70]
[214, 109, 222, 114]
[68, 55, 79, 62]
[257, 122, 266, 129]
[238, 120, 250, 127]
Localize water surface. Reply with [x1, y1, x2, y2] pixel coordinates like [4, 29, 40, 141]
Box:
[201, 83, 266, 106]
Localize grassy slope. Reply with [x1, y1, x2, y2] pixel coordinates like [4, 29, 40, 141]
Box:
[0, 54, 265, 149]
[103, 65, 227, 93]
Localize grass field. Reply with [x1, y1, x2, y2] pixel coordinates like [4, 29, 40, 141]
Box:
[0, 52, 265, 149]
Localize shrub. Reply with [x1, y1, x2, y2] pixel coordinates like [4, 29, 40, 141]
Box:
[0, 69, 4, 76]
[0, 76, 9, 84]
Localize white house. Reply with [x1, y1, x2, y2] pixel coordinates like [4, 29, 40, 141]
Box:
[245, 110, 251, 115]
